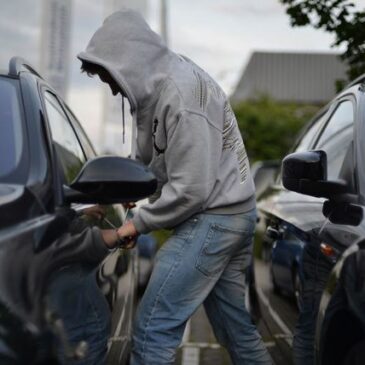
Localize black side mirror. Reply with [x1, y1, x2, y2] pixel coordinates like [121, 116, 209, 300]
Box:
[282, 151, 348, 198]
[64, 156, 157, 204]
[323, 200, 363, 226]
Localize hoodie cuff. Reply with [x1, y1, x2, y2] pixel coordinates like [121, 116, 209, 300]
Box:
[132, 214, 151, 234]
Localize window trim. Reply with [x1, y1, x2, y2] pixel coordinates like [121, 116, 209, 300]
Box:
[313, 95, 357, 194]
[313, 96, 355, 150]
[40, 87, 88, 206]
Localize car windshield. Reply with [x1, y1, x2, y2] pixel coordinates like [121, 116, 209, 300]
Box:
[0, 77, 23, 181]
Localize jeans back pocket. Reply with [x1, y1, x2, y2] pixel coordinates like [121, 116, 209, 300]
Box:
[195, 224, 251, 277]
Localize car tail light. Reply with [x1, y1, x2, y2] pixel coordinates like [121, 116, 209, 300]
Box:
[320, 243, 338, 260]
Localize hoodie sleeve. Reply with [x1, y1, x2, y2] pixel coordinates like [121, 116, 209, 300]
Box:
[132, 110, 222, 233]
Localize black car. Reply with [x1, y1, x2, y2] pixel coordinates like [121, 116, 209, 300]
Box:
[252, 75, 365, 364]
[0, 57, 156, 364]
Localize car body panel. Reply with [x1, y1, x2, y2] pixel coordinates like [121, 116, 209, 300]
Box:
[253, 80, 365, 364]
[0, 63, 142, 364]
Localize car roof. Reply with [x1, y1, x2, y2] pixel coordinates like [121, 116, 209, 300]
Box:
[8, 57, 43, 79]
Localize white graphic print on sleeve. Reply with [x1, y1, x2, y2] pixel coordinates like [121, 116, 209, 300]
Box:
[223, 102, 249, 184]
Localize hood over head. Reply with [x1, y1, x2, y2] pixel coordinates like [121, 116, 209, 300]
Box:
[78, 9, 176, 112]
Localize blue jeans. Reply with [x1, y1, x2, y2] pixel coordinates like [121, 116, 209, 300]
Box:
[131, 209, 272, 365]
[48, 265, 111, 365]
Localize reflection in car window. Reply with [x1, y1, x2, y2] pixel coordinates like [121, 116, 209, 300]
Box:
[294, 111, 328, 153]
[320, 127, 353, 180]
[315, 101, 354, 180]
[0, 77, 23, 179]
[64, 107, 96, 159]
[315, 101, 354, 148]
[44, 92, 86, 184]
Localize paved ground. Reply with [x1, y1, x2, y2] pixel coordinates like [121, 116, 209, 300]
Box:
[175, 306, 232, 365]
[175, 305, 282, 364]
[173, 260, 298, 365]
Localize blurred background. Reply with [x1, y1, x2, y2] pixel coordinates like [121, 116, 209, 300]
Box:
[1, 0, 364, 160]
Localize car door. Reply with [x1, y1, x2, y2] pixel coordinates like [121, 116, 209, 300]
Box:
[254, 99, 361, 363]
[62, 104, 139, 364]
[258, 109, 330, 291]
[41, 89, 138, 363]
[309, 96, 365, 364]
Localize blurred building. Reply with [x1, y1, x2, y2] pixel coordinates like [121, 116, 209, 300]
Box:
[40, 0, 72, 98]
[231, 51, 347, 105]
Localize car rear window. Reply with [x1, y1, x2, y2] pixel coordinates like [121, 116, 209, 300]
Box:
[0, 77, 24, 180]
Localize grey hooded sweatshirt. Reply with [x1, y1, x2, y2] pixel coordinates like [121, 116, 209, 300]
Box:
[78, 9, 256, 234]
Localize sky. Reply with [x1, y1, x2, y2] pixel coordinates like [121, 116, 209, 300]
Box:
[1, 0, 365, 152]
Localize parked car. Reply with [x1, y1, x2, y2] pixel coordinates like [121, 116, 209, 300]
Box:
[252, 75, 365, 364]
[0, 57, 157, 364]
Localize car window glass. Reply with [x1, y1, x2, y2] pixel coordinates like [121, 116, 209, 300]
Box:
[64, 107, 96, 159]
[0, 77, 23, 179]
[275, 110, 329, 184]
[315, 101, 354, 180]
[319, 126, 353, 180]
[315, 101, 354, 148]
[44, 92, 86, 184]
[294, 111, 328, 153]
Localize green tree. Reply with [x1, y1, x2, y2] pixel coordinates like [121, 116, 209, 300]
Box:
[233, 97, 319, 162]
[280, 0, 365, 81]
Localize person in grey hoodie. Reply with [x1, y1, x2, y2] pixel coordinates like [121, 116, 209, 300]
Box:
[78, 9, 271, 365]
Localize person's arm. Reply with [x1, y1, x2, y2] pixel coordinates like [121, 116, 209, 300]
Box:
[129, 110, 222, 234]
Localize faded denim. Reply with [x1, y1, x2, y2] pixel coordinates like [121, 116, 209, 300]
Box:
[131, 209, 272, 365]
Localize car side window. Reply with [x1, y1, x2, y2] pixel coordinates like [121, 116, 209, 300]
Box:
[315, 101, 353, 148]
[315, 100, 354, 180]
[44, 92, 86, 184]
[64, 106, 96, 159]
[294, 110, 329, 153]
[275, 110, 328, 185]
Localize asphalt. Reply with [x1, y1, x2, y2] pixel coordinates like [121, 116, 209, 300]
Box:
[173, 260, 299, 365]
[175, 305, 280, 364]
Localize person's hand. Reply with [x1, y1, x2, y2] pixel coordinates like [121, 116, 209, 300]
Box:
[82, 205, 106, 220]
[123, 202, 136, 210]
[116, 220, 138, 249]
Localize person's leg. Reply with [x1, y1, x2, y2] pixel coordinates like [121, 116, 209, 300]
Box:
[47, 265, 111, 365]
[131, 214, 216, 365]
[202, 210, 271, 365]
[132, 211, 257, 365]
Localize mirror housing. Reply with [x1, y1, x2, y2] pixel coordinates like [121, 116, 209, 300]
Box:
[282, 151, 348, 199]
[64, 156, 157, 204]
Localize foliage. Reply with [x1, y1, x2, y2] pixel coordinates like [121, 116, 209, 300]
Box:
[152, 229, 172, 248]
[233, 96, 320, 162]
[280, 0, 365, 81]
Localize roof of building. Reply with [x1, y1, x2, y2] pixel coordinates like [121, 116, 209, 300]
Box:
[230, 51, 347, 105]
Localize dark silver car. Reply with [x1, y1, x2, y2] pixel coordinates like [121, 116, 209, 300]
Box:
[0, 57, 156, 364]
